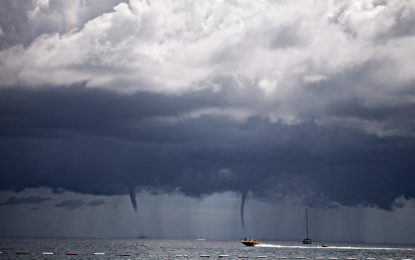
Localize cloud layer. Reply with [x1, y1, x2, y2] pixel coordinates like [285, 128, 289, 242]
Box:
[0, 195, 50, 206]
[1, 0, 415, 210]
[55, 199, 84, 210]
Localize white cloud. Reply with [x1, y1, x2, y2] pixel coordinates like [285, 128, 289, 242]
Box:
[0, 0, 415, 136]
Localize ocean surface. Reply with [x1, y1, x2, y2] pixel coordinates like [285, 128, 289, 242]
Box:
[0, 238, 414, 260]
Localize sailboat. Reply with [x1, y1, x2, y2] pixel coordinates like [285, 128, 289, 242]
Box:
[302, 209, 312, 244]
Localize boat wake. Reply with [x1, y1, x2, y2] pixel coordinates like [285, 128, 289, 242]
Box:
[255, 244, 414, 251]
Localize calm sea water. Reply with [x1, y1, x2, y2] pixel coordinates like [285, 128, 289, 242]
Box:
[0, 238, 413, 260]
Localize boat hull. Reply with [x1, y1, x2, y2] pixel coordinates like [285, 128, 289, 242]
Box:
[241, 240, 261, 247]
[302, 238, 312, 244]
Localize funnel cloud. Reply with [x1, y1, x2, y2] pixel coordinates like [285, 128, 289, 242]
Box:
[240, 191, 247, 230]
[128, 186, 138, 211]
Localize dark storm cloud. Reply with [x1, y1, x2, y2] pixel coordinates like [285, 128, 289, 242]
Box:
[55, 199, 84, 210]
[1, 84, 415, 210]
[88, 199, 105, 207]
[0, 0, 415, 215]
[0, 195, 50, 206]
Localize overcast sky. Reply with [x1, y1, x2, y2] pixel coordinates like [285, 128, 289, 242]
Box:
[1, 0, 415, 244]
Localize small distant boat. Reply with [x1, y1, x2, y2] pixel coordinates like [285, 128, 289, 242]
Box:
[66, 251, 78, 255]
[302, 209, 312, 245]
[321, 244, 328, 247]
[302, 238, 312, 244]
[241, 238, 261, 247]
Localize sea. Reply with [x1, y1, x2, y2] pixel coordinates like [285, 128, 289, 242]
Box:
[0, 238, 414, 260]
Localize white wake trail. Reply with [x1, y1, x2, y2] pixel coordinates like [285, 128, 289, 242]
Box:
[255, 244, 415, 251]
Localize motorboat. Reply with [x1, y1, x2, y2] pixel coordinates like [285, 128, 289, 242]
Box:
[241, 238, 261, 247]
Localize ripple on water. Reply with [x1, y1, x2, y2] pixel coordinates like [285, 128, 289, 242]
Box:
[0, 239, 413, 260]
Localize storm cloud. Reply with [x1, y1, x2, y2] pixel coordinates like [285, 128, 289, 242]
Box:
[0, 195, 50, 206]
[1, 0, 415, 213]
[1, 84, 414, 210]
[88, 199, 106, 207]
[55, 199, 84, 210]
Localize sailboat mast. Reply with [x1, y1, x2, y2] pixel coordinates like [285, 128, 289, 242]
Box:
[302, 208, 312, 244]
[305, 208, 309, 239]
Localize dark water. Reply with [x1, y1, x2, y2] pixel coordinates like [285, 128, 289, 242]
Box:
[0, 238, 413, 259]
